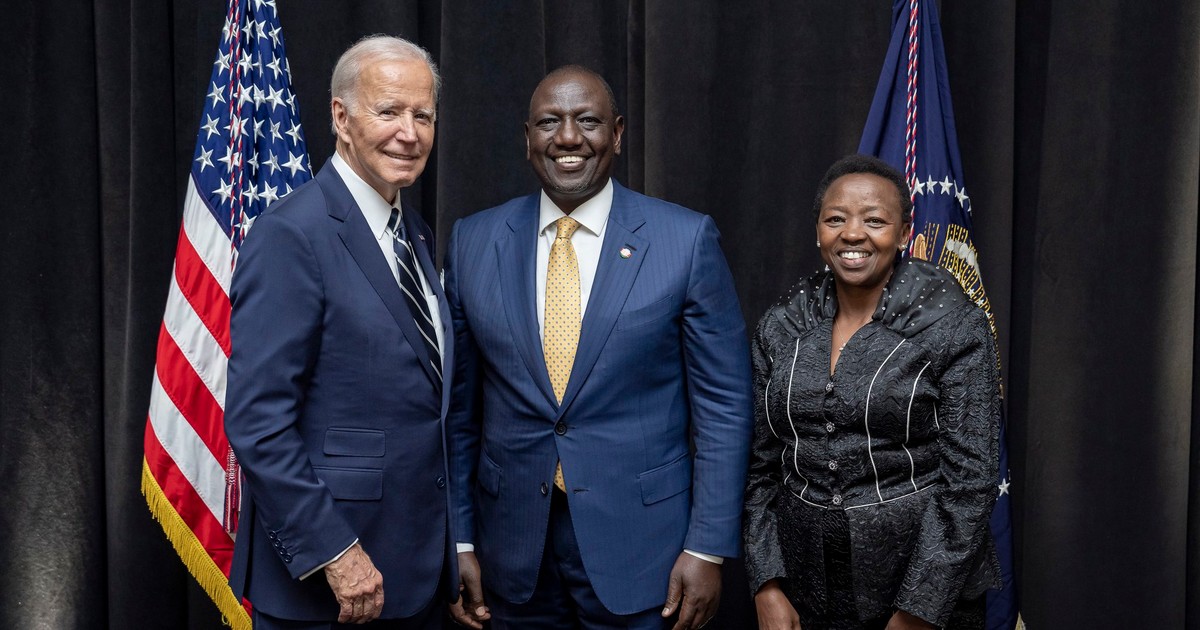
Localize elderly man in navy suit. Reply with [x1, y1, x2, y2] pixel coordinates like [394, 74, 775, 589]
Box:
[225, 36, 456, 629]
[445, 65, 754, 630]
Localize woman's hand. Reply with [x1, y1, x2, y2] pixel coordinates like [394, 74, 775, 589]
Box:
[884, 609, 935, 630]
[753, 580, 802, 630]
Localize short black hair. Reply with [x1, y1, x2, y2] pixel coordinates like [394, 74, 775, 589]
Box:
[812, 154, 913, 223]
[539, 64, 620, 119]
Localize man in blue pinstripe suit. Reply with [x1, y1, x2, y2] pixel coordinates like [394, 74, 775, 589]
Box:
[444, 66, 754, 630]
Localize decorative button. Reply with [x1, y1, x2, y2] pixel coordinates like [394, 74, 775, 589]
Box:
[828, 460, 838, 471]
[825, 382, 834, 393]
[831, 494, 843, 505]
[268, 531, 278, 541]
[282, 552, 293, 563]
[436, 476, 446, 489]
[825, 422, 835, 433]
[540, 482, 549, 496]
[555, 421, 567, 436]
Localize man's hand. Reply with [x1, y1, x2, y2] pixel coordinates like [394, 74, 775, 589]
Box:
[448, 551, 490, 628]
[885, 610, 936, 630]
[753, 580, 802, 630]
[323, 543, 384, 624]
[661, 552, 722, 629]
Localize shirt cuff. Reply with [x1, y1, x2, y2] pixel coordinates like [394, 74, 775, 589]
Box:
[456, 543, 475, 554]
[299, 539, 358, 580]
[684, 549, 723, 565]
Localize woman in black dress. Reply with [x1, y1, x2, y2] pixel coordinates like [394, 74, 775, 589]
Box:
[743, 155, 1001, 630]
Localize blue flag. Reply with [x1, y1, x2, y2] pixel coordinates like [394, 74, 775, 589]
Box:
[858, 1, 1018, 628]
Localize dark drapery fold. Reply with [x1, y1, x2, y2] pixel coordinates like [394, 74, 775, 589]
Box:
[0, 1, 1197, 628]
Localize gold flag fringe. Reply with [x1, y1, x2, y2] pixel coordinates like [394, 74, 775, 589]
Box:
[142, 457, 252, 630]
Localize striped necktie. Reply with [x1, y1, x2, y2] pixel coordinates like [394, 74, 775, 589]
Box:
[544, 216, 581, 492]
[388, 208, 441, 385]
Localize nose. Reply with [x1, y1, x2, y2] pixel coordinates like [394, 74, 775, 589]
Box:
[554, 118, 582, 147]
[841, 219, 866, 242]
[394, 113, 418, 143]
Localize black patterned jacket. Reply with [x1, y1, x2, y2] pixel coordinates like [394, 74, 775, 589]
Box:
[743, 259, 1002, 627]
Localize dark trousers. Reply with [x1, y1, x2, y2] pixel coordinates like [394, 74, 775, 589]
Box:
[486, 489, 669, 630]
[252, 599, 444, 630]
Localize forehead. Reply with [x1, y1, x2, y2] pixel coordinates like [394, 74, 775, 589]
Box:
[823, 173, 904, 210]
[529, 72, 608, 115]
[356, 57, 434, 104]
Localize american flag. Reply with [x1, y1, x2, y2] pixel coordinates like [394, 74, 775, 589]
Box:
[858, 1, 1020, 628]
[141, 0, 310, 625]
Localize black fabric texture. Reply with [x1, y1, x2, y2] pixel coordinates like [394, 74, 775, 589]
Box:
[0, 2, 1198, 629]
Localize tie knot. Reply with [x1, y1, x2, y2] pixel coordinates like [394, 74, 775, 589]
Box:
[555, 216, 580, 240]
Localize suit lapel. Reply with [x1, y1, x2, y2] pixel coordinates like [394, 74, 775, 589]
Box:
[320, 165, 440, 387]
[497, 196, 558, 407]
[556, 183, 648, 417]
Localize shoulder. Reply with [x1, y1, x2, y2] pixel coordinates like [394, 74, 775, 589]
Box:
[614, 183, 707, 227]
[755, 269, 836, 341]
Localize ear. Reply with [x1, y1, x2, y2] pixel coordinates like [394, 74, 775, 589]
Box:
[612, 115, 625, 155]
[331, 98, 350, 142]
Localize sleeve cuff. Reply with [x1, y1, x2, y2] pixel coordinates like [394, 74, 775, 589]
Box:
[684, 549, 724, 565]
[456, 542, 475, 554]
[299, 539, 358, 580]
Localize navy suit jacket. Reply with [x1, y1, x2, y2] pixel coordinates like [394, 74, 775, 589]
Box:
[225, 161, 457, 620]
[444, 181, 753, 615]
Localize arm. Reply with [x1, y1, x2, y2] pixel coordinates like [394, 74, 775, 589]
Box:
[227, 213, 383, 622]
[442, 220, 490, 628]
[742, 313, 790, 595]
[226, 213, 359, 577]
[663, 216, 755, 629]
[893, 307, 1001, 626]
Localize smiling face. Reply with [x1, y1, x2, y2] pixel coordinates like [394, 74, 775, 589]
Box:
[332, 56, 435, 204]
[525, 69, 624, 213]
[817, 173, 911, 295]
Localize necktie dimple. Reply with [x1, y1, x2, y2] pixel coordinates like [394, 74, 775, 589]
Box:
[388, 208, 442, 386]
[544, 216, 581, 492]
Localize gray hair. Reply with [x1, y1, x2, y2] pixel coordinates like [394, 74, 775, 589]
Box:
[329, 34, 442, 133]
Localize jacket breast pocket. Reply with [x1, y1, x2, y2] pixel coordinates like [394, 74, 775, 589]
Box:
[478, 451, 502, 497]
[638, 452, 692, 505]
[614, 295, 676, 331]
[313, 466, 383, 501]
[324, 427, 385, 458]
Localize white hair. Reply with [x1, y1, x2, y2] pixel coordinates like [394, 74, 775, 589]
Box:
[329, 35, 442, 133]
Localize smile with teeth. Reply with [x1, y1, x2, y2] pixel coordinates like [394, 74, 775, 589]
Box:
[839, 251, 870, 259]
[555, 156, 585, 164]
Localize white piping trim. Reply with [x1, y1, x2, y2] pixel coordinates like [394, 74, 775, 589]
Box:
[844, 482, 937, 510]
[865, 339, 907, 502]
[784, 338, 811, 501]
[902, 362, 932, 493]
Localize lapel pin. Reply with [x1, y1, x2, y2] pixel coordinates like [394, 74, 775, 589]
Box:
[619, 245, 634, 259]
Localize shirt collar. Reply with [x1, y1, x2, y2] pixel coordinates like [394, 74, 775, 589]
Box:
[537, 179, 614, 237]
[332, 151, 396, 242]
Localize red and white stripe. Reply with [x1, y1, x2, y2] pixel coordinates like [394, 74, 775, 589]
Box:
[144, 175, 237, 573]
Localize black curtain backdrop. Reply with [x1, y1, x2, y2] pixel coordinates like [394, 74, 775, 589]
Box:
[1, 1, 1196, 628]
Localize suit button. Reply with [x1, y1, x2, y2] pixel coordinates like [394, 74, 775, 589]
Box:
[828, 460, 838, 471]
[554, 421, 567, 436]
[268, 531, 278, 541]
[825, 382, 834, 393]
[436, 476, 446, 489]
[540, 482, 549, 496]
[282, 552, 293, 563]
[825, 422, 835, 433]
[832, 494, 843, 506]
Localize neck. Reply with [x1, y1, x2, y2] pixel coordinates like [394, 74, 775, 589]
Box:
[833, 282, 884, 324]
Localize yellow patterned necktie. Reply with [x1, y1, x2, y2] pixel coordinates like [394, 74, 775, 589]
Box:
[544, 216, 581, 492]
